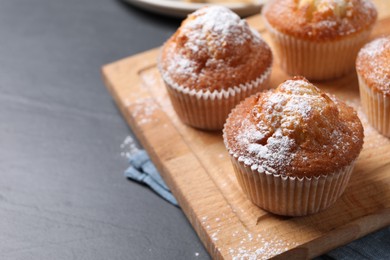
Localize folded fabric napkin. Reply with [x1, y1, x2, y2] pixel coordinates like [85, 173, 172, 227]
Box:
[125, 148, 390, 259]
[124, 149, 178, 206]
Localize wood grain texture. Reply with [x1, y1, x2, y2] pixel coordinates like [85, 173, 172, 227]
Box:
[0, 0, 210, 259]
[102, 7, 390, 260]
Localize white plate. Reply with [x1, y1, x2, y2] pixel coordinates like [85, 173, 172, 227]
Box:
[124, 0, 266, 18]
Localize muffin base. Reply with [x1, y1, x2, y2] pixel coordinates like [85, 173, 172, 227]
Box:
[358, 75, 390, 137]
[264, 19, 373, 80]
[161, 66, 272, 130]
[230, 156, 355, 216]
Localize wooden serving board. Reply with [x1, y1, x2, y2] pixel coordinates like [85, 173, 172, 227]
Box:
[102, 12, 390, 260]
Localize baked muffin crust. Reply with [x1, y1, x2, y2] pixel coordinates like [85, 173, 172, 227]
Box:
[159, 6, 272, 92]
[356, 36, 390, 95]
[263, 0, 377, 41]
[224, 77, 364, 178]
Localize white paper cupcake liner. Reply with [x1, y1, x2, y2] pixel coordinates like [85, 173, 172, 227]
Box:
[263, 17, 373, 80]
[229, 154, 355, 216]
[160, 66, 272, 130]
[358, 75, 390, 137]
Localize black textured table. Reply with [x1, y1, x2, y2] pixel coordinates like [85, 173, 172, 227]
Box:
[0, 0, 207, 259]
[1, 0, 388, 259]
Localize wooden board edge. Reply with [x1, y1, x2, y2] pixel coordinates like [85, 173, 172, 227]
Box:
[276, 208, 390, 259]
[102, 48, 160, 72]
[101, 53, 262, 260]
[100, 13, 390, 260]
[100, 40, 390, 260]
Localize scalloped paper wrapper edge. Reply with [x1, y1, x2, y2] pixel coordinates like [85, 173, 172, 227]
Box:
[358, 74, 390, 137]
[160, 66, 272, 130]
[229, 155, 356, 216]
[263, 17, 373, 80]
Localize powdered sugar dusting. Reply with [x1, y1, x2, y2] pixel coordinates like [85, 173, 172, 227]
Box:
[237, 120, 295, 174]
[227, 227, 296, 259]
[120, 135, 139, 158]
[266, 0, 377, 40]
[233, 79, 332, 174]
[182, 6, 257, 50]
[298, 0, 376, 20]
[229, 234, 297, 260]
[357, 36, 390, 93]
[299, 0, 351, 17]
[127, 98, 159, 125]
[167, 57, 197, 80]
[313, 0, 376, 35]
[360, 37, 388, 57]
[200, 213, 297, 259]
[162, 6, 265, 83]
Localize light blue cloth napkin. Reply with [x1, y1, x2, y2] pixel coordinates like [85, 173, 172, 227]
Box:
[125, 150, 178, 206]
[125, 149, 390, 259]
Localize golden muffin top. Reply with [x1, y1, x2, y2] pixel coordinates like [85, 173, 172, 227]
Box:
[263, 0, 377, 41]
[223, 77, 364, 178]
[356, 36, 390, 95]
[159, 6, 272, 92]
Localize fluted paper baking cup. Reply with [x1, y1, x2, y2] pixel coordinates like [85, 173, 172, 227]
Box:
[229, 155, 355, 216]
[263, 18, 373, 80]
[160, 66, 272, 130]
[358, 75, 390, 137]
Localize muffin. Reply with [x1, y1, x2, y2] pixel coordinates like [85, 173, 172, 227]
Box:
[357, 36, 390, 137]
[263, 0, 377, 80]
[158, 6, 273, 130]
[223, 77, 364, 216]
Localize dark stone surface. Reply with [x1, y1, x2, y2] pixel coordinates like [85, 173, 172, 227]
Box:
[0, 0, 208, 259]
[1, 0, 388, 259]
